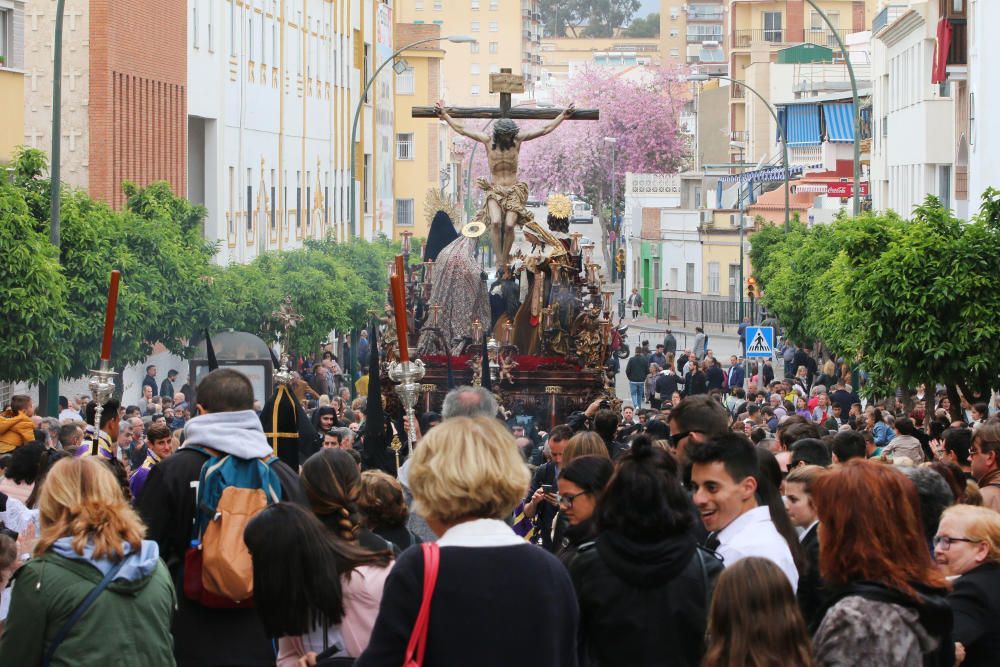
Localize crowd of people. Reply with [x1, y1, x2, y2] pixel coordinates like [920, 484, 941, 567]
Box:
[0, 351, 999, 666]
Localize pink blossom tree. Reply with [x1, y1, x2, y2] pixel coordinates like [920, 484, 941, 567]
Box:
[458, 66, 690, 216]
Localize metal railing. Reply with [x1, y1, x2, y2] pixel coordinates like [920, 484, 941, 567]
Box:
[653, 296, 743, 331]
[730, 130, 749, 143]
[732, 27, 849, 50]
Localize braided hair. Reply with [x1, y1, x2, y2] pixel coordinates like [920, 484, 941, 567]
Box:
[301, 449, 363, 542]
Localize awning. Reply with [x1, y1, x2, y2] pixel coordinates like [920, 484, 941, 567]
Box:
[794, 184, 828, 193]
[823, 103, 855, 143]
[718, 163, 823, 184]
[779, 104, 822, 146]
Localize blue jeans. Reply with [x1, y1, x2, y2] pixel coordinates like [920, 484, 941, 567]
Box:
[629, 381, 645, 407]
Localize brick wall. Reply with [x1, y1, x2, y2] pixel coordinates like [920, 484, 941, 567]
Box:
[89, 0, 187, 208]
[640, 208, 660, 239]
[787, 1, 805, 43]
[852, 1, 865, 31]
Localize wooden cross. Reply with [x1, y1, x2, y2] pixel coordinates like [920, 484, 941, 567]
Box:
[411, 67, 599, 121]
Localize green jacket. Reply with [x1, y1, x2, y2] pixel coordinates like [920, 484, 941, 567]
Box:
[0, 551, 176, 666]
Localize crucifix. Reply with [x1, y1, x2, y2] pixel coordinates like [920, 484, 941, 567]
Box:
[412, 68, 599, 267]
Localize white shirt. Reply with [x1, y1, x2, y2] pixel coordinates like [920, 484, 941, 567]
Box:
[717, 505, 799, 591]
[437, 518, 527, 548]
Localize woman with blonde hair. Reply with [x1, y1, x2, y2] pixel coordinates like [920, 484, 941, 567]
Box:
[0, 456, 174, 665]
[703, 557, 815, 667]
[562, 431, 610, 465]
[934, 504, 1000, 666]
[355, 416, 578, 666]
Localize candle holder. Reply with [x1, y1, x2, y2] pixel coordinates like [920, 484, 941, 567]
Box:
[401, 231, 413, 256]
[430, 304, 442, 327]
[273, 354, 294, 386]
[486, 337, 500, 383]
[87, 360, 117, 435]
[471, 319, 482, 341]
[425, 259, 434, 283]
[582, 243, 595, 265]
[602, 290, 614, 316]
[569, 232, 582, 255]
[502, 322, 513, 347]
[388, 352, 426, 460]
[387, 261, 396, 279]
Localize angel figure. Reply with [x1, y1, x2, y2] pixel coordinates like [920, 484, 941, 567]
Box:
[500, 351, 519, 385]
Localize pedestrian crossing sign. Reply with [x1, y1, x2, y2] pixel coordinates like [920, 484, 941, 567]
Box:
[745, 326, 774, 358]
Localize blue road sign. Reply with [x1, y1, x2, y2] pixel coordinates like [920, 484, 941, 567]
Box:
[745, 326, 774, 358]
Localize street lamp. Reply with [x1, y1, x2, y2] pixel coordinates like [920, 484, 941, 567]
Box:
[686, 73, 790, 233]
[349, 34, 477, 239]
[803, 0, 861, 216]
[604, 137, 624, 319]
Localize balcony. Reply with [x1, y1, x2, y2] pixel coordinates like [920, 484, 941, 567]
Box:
[732, 27, 848, 50]
[688, 30, 723, 43]
[946, 19, 967, 66]
[730, 130, 749, 143]
[730, 82, 745, 99]
[522, 52, 532, 62]
[687, 9, 724, 22]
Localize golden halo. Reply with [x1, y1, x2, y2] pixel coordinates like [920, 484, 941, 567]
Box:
[462, 221, 487, 238]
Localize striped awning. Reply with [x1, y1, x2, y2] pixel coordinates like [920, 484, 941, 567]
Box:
[718, 163, 822, 184]
[794, 184, 828, 193]
[779, 104, 822, 147]
[823, 103, 855, 143]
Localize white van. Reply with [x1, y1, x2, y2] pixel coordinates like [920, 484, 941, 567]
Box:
[571, 200, 593, 224]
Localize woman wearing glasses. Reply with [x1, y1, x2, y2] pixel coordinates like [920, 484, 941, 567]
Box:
[555, 455, 613, 567]
[811, 461, 953, 666]
[934, 504, 1000, 667]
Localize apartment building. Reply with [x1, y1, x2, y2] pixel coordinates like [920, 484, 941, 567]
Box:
[396, 0, 541, 105]
[660, 0, 726, 72]
[20, 0, 187, 205]
[1, 0, 24, 162]
[188, 0, 392, 262]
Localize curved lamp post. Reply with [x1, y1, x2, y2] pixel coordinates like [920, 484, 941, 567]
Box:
[349, 34, 477, 238]
[687, 73, 790, 232]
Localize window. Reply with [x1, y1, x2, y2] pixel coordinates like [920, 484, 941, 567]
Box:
[938, 165, 952, 211]
[433, 19, 443, 24]
[272, 17, 277, 63]
[471, 0, 479, 8]
[708, 262, 720, 295]
[685, 263, 696, 293]
[363, 43, 372, 102]
[810, 11, 838, 31]
[489, 0, 498, 9]
[762, 12, 783, 42]
[296, 171, 302, 228]
[669, 268, 678, 290]
[363, 155, 371, 214]
[489, 41, 498, 54]
[248, 16, 253, 60]
[433, 0, 442, 9]
[471, 41, 480, 53]
[228, 167, 235, 238]
[193, 0, 199, 48]
[396, 199, 415, 227]
[489, 63, 499, 73]
[489, 21, 498, 32]
[208, 0, 215, 50]
[415, 0, 423, 8]
[470, 63, 480, 75]
[229, 1, 236, 56]
[396, 66, 415, 94]
[396, 133, 414, 160]
[471, 21, 480, 32]
[670, 48, 679, 57]
[247, 168, 253, 232]
[471, 84, 480, 96]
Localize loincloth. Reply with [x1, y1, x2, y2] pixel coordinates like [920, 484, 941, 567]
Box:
[476, 179, 534, 225]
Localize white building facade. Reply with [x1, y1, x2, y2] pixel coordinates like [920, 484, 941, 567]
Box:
[188, 0, 392, 265]
[870, 3, 955, 216]
[965, 0, 998, 211]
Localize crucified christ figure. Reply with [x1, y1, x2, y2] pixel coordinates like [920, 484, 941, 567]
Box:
[435, 99, 575, 268]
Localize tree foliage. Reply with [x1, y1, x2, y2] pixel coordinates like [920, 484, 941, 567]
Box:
[541, 0, 641, 37]
[1, 148, 401, 384]
[750, 194, 1000, 399]
[623, 12, 659, 37]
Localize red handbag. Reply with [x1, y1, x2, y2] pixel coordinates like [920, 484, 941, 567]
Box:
[403, 542, 440, 667]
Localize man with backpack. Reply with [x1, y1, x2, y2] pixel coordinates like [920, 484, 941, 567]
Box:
[138, 369, 307, 667]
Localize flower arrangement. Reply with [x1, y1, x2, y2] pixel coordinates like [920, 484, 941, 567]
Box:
[547, 193, 572, 220]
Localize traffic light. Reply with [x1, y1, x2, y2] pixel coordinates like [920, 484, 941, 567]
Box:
[746, 276, 757, 301]
[615, 248, 626, 273]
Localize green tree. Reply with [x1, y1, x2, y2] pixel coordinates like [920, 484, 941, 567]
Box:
[624, 12, 659, 37]
[0, 174, 69, 382]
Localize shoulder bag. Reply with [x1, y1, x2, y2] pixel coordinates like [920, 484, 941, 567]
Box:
[403, 542, 441, 667]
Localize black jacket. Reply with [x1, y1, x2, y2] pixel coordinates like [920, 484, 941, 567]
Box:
[625, 354, 650, 383]
[137, 447, 308, 667]
[705, 366, 725, 391]
[797, 524, 825, 629]
[948, 562, 1000, 667]
[526, 462, 560, 551]
[569, 530, 722, 667]
[684, 370, 707, 396]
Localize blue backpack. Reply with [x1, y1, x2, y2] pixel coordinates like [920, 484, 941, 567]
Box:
[183, 447, 282, 607]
